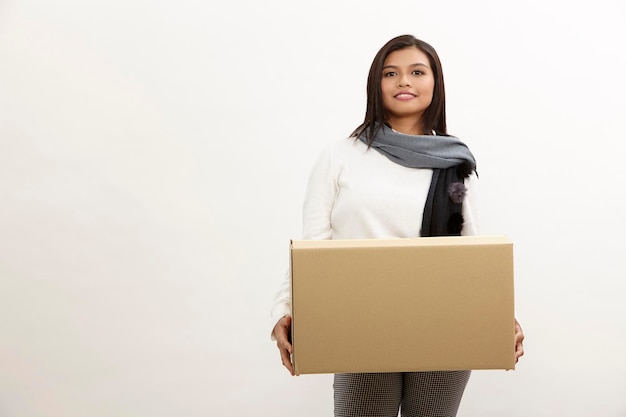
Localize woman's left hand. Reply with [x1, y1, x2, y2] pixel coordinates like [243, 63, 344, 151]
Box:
[514, 318, 524, 363]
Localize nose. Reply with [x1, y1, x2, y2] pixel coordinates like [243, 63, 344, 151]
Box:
[398, 74, 411, 87]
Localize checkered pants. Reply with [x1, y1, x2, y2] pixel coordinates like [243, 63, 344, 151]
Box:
[334, 371, 471, 417]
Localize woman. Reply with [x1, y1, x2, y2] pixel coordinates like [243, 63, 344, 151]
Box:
[271, 34, 524, 417]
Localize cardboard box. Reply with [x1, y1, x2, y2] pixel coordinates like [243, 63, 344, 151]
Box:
[290, 235, 515, 375]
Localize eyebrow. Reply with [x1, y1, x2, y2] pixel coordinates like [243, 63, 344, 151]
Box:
[382, 63, 429, 70]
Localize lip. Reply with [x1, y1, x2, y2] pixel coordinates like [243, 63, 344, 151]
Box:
[394, 92, 417, 100]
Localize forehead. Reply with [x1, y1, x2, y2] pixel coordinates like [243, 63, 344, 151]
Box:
[384, 46, 430, 67]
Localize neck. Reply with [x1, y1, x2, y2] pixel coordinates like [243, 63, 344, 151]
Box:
[386, 118, 424, 135]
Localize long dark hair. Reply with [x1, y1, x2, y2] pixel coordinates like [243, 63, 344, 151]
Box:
[351, 35, 448, 144]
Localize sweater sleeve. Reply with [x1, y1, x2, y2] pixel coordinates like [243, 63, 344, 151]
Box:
[270, 145, 338, 338]
[301, 144, 338, 240]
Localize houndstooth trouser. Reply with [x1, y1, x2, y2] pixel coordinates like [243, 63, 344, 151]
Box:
[334, 371, 471, 417]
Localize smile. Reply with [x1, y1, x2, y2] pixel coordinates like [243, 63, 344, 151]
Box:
[394, 93, 416, 100]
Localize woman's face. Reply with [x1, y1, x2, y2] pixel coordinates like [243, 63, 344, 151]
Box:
[380, 46, 435, 129]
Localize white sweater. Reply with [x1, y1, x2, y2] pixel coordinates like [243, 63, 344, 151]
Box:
[270, 137, 479, 329]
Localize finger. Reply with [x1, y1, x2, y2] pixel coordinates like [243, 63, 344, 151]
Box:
[514, 320, 525, 341]
[277, 336, 293, 368]
[275, 330, 293, 354]
[513, 319, 525, 363]
[279, 347, 295, 375]
[514, 342, 524, 363]
[277, 338, 293, 355]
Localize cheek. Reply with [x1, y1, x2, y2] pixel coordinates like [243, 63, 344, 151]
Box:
[425, 86, 435, 102]
[381, 95, 392, 112]
[425, 79, 435, 97]
[380, 79, 393, 95]
[380, 81, 394, 105]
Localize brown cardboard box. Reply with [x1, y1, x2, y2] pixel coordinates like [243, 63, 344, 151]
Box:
[290, 235, 515, 375]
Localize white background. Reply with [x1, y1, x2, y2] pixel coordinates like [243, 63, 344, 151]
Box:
[1, 0, 625, 416]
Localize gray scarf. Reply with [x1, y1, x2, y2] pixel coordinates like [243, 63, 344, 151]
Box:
[359, 125, 477, 237]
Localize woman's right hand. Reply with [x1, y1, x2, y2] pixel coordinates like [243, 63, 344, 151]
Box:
[273, 315, 295, 376]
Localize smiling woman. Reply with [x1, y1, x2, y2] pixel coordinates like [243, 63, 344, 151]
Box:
[271, 34, 524, 417]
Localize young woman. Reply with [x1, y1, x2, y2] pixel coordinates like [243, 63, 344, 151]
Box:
[271, 34, 524, 417]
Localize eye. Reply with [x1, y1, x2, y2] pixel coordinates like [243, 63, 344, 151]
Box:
[412, 70, 424, 76]
[383, 71, 397, 77]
